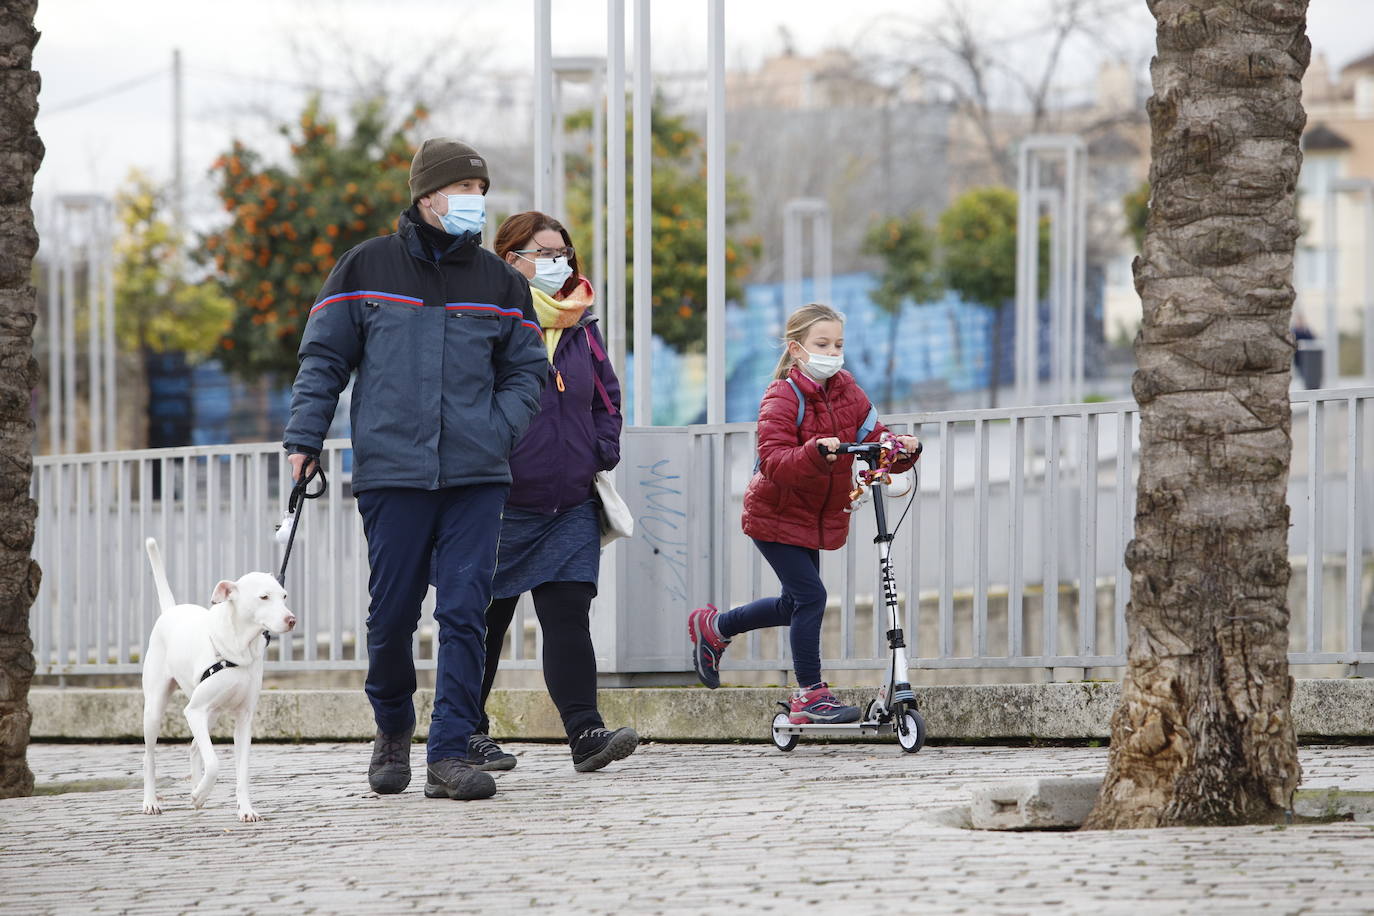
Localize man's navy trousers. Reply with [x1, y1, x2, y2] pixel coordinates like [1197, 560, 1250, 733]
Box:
[356, 484, 508, 762]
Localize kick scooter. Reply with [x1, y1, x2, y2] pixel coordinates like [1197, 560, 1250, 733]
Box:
[770, 436, 927, 754]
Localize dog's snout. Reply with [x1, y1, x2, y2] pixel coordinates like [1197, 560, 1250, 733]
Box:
[284, 615, 297, 631]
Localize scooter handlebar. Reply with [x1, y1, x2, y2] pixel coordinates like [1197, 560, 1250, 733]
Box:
[818, 440, 923, 459]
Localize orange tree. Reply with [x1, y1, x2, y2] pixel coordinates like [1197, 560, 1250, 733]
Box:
[564, 102, 758, 353]
[204, 96, 425, 378]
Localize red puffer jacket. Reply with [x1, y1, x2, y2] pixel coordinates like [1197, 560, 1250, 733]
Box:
[742, 367, 917, 551]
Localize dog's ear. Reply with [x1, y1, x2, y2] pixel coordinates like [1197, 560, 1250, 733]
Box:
[210, 580, 238, 605]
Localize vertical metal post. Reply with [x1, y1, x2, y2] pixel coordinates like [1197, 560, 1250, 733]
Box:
[87, 221, 103, 453]
[606, 0, 627, 375]
[1071, 143, 1087, 402]
[815, 207, 832, 308]
[551, 76, 565, 219]
[62, 219, 77, 451]
[1324, 185, 1338, 379]
[705, 0, 725, 424]
[46, 204, 61, 454]
[102, 201, 117, 450]
[591, 67, 605, 310]
[783, 204, 801, 315]
[1364, 188, 1374, 380]
[533, 0, 554, 213]
[172, 48, 184, 273]
[1015, 144, 1032, 403]
[632, 0, 652, 426]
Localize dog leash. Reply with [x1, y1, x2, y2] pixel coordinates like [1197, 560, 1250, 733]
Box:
[277, 460, 327, 585]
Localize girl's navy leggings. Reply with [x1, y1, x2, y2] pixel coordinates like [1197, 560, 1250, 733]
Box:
[716, 539, 825, 688]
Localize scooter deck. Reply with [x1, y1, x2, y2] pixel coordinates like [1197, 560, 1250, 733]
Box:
[773, 721, 897, 738]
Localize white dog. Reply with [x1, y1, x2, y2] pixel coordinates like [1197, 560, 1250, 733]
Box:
[140, 538, 296, 822]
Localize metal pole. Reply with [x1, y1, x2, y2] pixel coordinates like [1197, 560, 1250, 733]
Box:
[783, 202, 801, 315]
[705, 0, 725, 424]
[533, 0, 553, 212]
[1365, 188, 1374, 381]
[88, 222, 103, 453]
[1324, 185, 1338, 383]
[632, 0, 652, 426]
[103, 200, 117, 450]
[1015, 143, 1033, 403]
[46, 204, 61, 454]
[606, 0, 627, 374]
[592, 68, 605, 311]
[1070, 142, 1087, 402]
[815, 205, 832, 308]
[62, 212, 77, 452]
[551, 76, 565, 219]
[172, 49, 184, 275]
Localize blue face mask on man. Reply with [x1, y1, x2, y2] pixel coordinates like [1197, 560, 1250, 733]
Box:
[429, 193, 486, 237]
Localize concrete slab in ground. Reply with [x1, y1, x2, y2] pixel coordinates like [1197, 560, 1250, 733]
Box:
[5, 743, 1374, 913]
[969, 776, 1103, 829]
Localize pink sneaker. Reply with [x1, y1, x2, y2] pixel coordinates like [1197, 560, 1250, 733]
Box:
[688, 605, 730, 689]
[788, 682, 860, 724]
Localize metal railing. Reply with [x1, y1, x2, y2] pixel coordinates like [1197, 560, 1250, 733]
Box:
[30, 389, 1374, 677]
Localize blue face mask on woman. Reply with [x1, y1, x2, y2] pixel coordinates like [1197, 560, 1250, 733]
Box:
[429, 193, 486, 237]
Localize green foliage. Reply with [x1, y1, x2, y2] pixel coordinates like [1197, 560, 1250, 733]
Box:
[114, 170, 232, 357]
[203, 95, 424, 378]
[1123, 180, 1149, 251]
[862, 212, 944, 314]
[937, 186, 1045, 311]
[564, 101, 759, 352]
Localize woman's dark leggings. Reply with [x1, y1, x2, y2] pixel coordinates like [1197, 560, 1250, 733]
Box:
[715, 539, 826, 688]
[477, 580, 604, 741]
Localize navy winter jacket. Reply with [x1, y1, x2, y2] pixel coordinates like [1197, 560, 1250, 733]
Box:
[506, 314, 623, 514]
[283, 209, 547, 493]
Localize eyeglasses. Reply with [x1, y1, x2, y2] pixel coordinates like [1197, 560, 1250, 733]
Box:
[513, 246, 575, 259]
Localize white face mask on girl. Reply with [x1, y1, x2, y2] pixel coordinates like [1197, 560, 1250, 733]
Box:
[798, 347, 843, 381]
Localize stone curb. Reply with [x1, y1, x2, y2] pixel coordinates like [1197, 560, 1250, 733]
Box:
[26, 679, 1374, 742]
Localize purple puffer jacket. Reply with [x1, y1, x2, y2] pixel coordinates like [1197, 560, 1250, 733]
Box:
[505, 313, 623, 513]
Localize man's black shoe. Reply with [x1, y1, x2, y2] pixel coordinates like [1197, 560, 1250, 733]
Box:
[368, 727, 413, 794]
[424, 758, 498, 800]
[570, 726, 639, 773]
[464, 733, 518, 771]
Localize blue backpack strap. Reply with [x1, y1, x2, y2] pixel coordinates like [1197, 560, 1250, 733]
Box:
[784, 378, 805, 427]
[857, 404, 879, 442]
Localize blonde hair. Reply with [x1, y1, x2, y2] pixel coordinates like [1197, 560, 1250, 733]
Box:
[772, 303, 845, 380]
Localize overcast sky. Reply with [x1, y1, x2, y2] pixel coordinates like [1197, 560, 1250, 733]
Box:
[32, 0, 1374, 205]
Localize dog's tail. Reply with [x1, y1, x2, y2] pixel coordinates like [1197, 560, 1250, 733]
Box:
[144, 537, 177, 613]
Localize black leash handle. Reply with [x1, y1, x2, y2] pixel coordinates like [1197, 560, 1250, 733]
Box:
[278, 460, 327, 585]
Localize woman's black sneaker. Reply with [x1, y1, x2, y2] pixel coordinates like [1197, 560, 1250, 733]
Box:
[465, 734, 517, 771]
[570, 726, 639, 773]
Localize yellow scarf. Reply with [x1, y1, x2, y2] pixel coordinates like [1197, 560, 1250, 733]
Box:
[530, 278, 594, 361]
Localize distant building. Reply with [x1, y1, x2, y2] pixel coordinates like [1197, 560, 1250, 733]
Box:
[1292, 51, 1374, 369]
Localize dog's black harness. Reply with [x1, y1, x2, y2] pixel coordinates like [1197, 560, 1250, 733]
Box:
[199, 463, 327, 683]
[199, 632, 272, 683]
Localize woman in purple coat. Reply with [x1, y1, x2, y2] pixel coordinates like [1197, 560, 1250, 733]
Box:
[462, 211, 637, 774]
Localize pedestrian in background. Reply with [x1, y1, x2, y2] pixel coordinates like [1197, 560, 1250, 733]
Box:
[457, 210, 638, 774]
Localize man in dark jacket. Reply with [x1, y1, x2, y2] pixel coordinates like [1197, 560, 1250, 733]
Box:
[283, 138, 546, 801]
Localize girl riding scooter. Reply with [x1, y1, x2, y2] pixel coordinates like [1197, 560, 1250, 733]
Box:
[688, 303, 921, 723]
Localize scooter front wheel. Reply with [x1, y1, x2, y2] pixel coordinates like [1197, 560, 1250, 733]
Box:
[771, 712, 799, 752]
[897, 709, 926, 754]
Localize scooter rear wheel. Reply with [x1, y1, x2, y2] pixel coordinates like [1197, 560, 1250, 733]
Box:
[897, 710, 926, 753]
[770, 712, 799, 752]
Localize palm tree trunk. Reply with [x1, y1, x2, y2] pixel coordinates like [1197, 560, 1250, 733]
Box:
[1084, 0, 1308, 829]
[0, 0, 45, 800]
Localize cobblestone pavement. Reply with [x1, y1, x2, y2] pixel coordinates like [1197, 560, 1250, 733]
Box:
[3, 740, 1374, 914]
